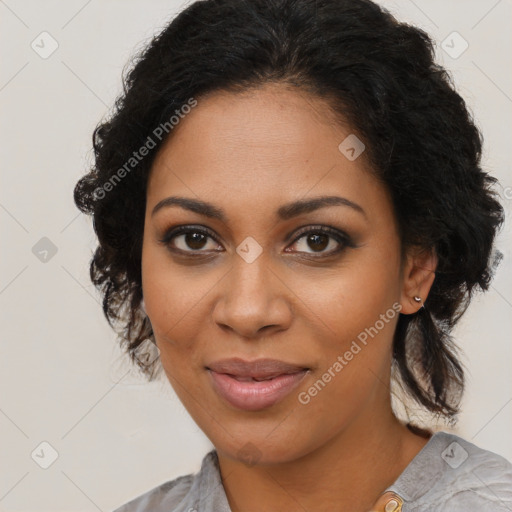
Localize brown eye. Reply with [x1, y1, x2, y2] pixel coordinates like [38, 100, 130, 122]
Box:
[300, 233, 330, 252]
[176, 231, 209, 251]
[286, 226, 354, 256]
[159, 226, 222, 254]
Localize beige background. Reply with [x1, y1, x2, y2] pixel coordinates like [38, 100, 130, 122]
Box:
[1, 0, 511, 510]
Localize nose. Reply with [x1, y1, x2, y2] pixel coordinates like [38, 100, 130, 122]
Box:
[212, 252, 293, 339]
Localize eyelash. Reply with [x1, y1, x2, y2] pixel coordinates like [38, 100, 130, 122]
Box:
[158, 224, 355, 258]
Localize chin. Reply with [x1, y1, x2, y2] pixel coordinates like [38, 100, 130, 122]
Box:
[211, 429, 313, 467]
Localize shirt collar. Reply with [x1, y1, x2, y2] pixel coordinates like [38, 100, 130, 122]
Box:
[189, 431, 450, 511]
[384, 431, 448, 502]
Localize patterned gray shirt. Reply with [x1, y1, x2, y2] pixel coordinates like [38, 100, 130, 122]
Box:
[112, 431, 512, 511]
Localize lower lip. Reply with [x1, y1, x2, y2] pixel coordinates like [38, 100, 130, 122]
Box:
[208, 370, 308, 411]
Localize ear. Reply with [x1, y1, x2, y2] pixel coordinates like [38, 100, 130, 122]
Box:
[399, 246, 437, 315]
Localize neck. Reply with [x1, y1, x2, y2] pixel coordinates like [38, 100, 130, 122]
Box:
[216, 404, 431, 512]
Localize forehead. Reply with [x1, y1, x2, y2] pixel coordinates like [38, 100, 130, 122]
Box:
[146, 83, 384, 221]
[152, 84, 347, 165]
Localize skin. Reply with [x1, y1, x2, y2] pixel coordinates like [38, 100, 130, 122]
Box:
[141, 82, 437, 512]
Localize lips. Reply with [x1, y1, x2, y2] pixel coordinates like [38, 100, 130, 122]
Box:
[206, 358, 309, 411]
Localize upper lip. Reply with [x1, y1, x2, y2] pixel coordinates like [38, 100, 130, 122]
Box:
[206, 358, 309, 379]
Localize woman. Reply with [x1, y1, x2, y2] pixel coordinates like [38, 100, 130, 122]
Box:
[73, 0, 512, 510]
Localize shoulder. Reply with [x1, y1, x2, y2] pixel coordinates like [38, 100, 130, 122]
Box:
[111, 473, 195, 512]
[396, 431, 512, 512]
[111, 450, 226, 512]
[436, 433, 512, 510]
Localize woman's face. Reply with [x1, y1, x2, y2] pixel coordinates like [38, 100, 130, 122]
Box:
[141, 83, 410, 464]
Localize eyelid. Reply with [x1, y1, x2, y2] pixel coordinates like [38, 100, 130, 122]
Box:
[287, 224, 354, 246]
[158, 224, 222, 249]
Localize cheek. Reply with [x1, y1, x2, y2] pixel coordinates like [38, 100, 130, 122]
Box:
[301, 251, 401, 347]
[295, 247, 402, 407]
[141, 246, 210, 343]
[140, 252, 207, 391]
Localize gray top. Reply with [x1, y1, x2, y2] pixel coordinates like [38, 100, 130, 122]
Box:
[112, 431, 512, 511]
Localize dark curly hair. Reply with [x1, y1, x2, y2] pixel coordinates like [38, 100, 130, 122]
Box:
[73, 0, 504, 421]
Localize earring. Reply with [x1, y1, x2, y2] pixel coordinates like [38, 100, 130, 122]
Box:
[413, 296, 424, 310]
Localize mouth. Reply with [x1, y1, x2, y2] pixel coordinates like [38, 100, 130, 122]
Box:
[206, 358, 310, 411]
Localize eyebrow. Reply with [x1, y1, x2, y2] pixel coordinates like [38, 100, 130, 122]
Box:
[151, 195, 366, 221]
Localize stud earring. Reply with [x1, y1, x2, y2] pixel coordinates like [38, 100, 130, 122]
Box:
[413, 296, 424, 310]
